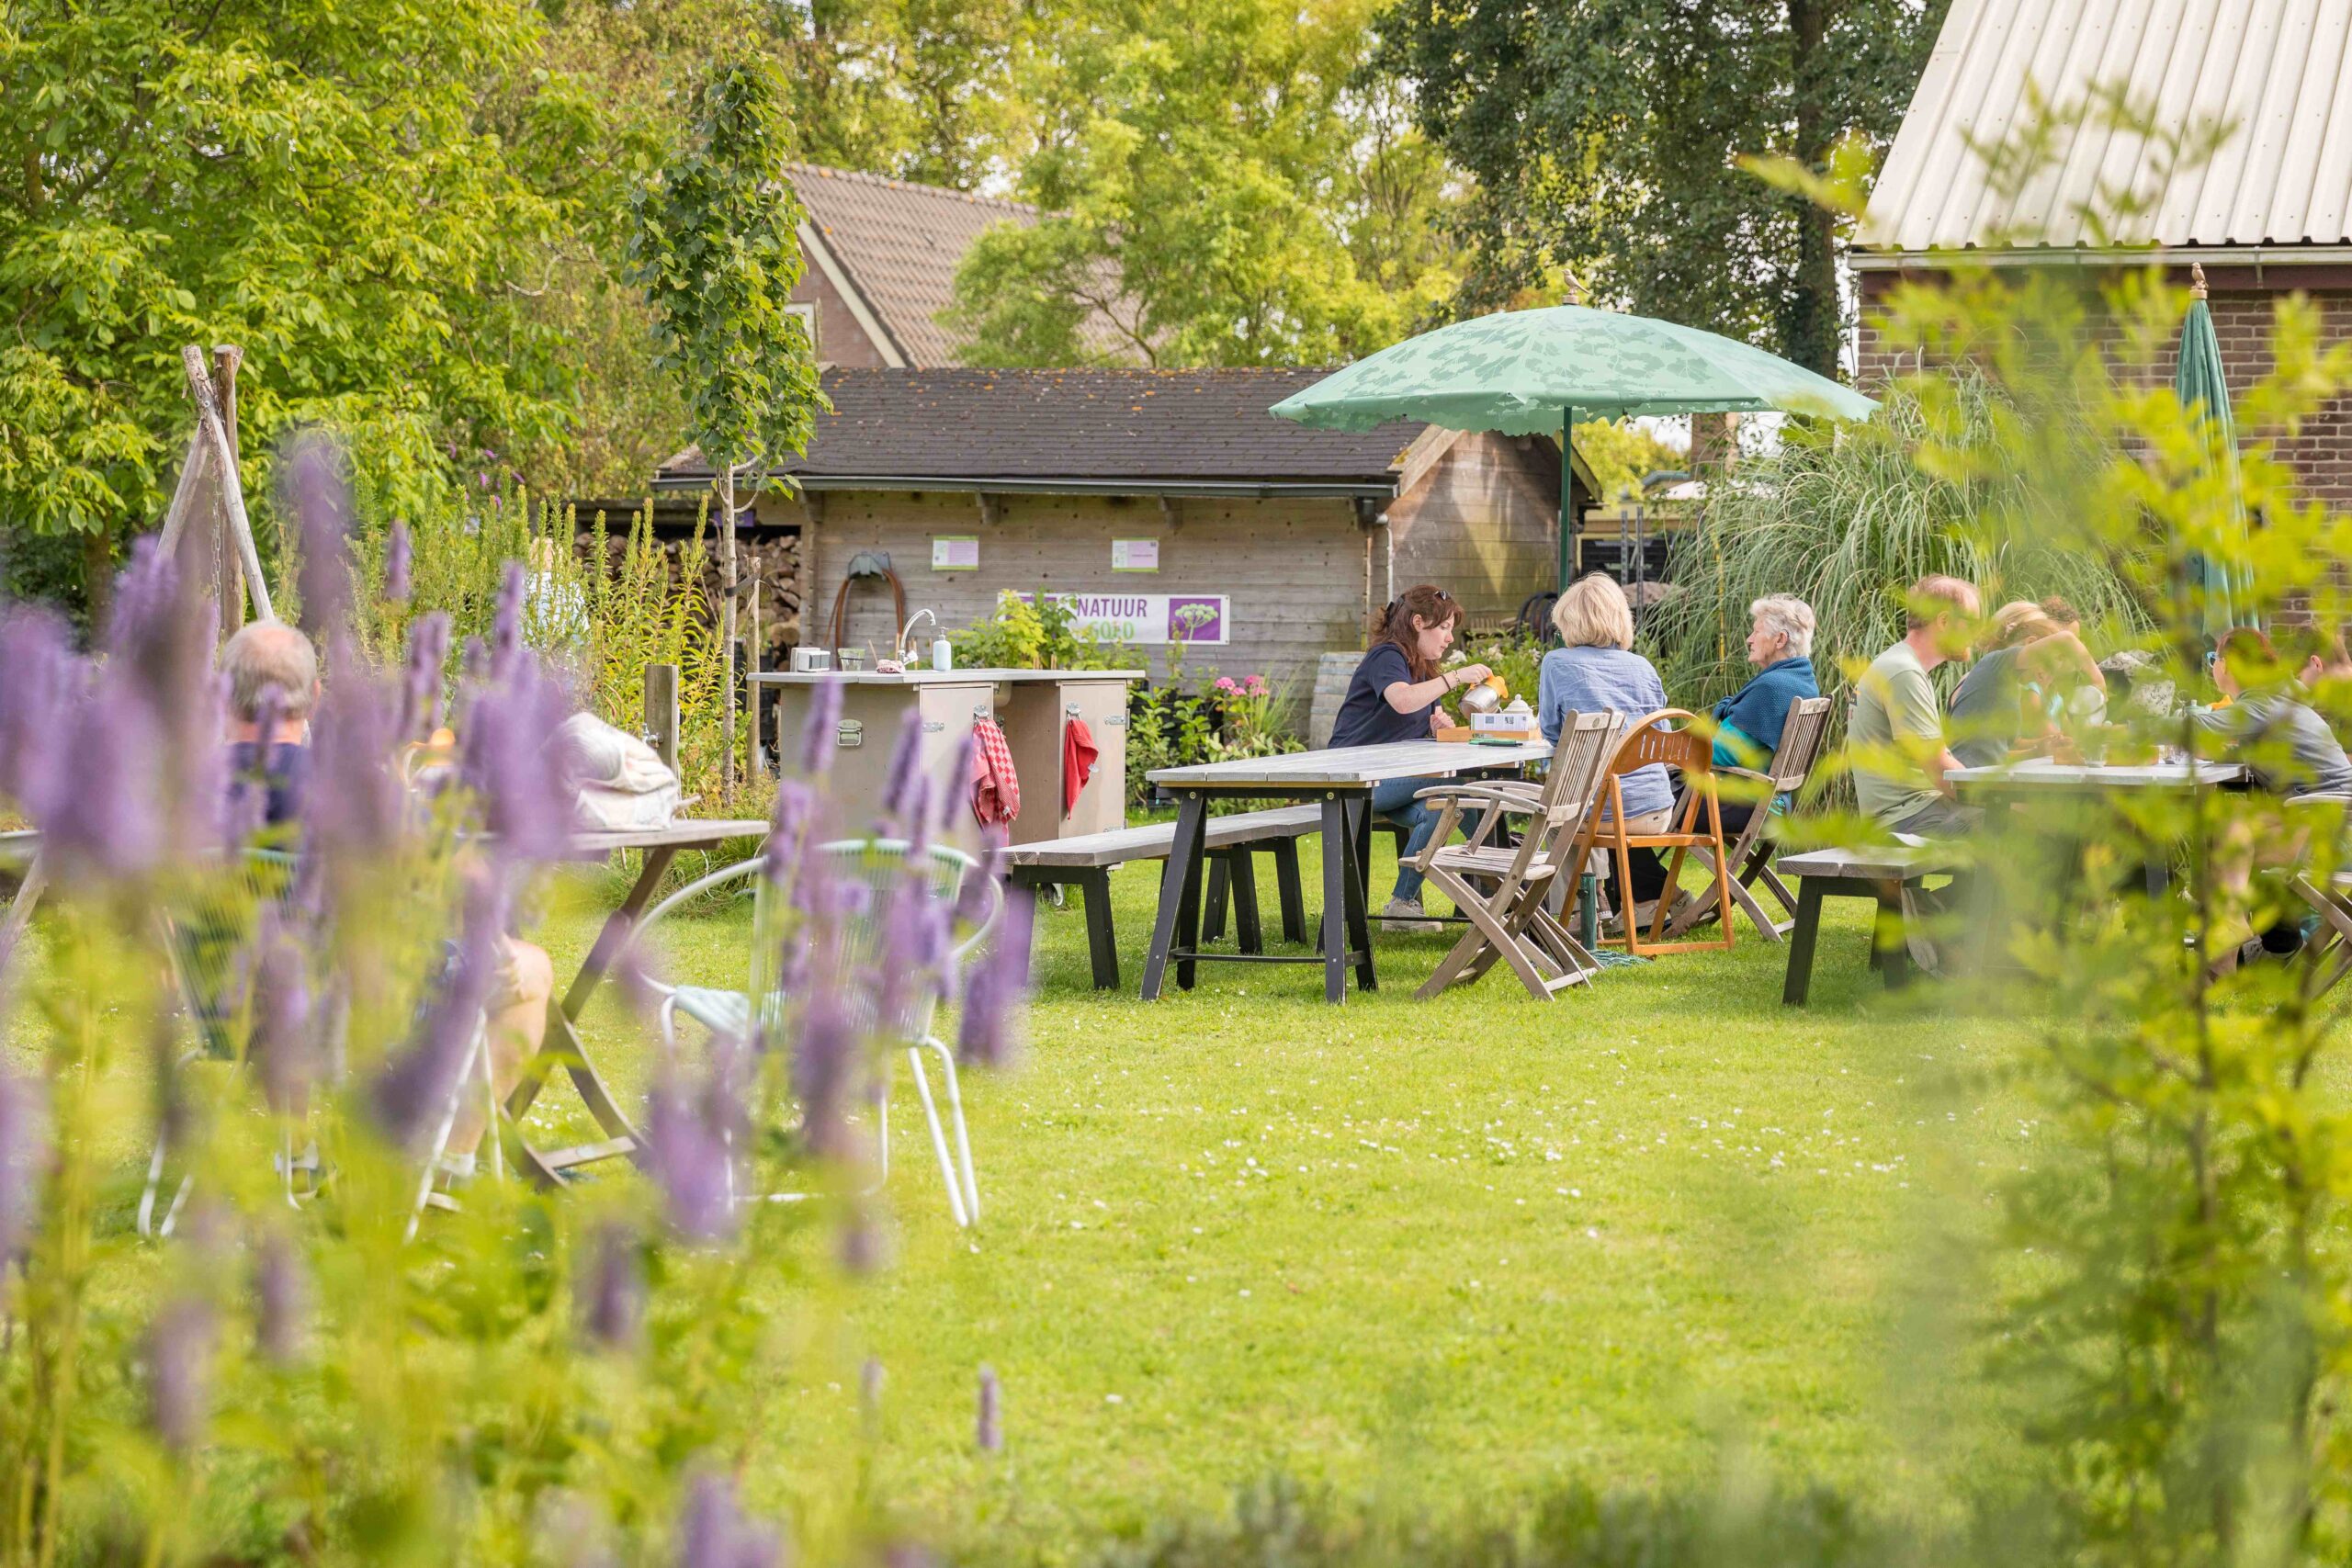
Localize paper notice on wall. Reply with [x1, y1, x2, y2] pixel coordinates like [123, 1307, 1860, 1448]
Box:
[1019, 592, 1227, 645]
[932, 536, 979, 570]
[1110, 538, 1160, 571]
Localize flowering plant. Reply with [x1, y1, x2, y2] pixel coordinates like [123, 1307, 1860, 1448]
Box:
[0, 438, 1029, 1564]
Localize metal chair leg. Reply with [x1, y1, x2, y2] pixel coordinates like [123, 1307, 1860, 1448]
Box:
[905, 1043, 971, 1228]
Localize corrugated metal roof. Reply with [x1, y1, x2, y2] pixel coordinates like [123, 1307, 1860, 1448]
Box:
[1860, 0, 2352, 257]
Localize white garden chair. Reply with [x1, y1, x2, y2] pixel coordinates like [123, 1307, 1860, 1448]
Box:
[619, 838, 1000, 1228]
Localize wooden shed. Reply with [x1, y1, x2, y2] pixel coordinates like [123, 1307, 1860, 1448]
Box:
[652, 367, 1590, 703]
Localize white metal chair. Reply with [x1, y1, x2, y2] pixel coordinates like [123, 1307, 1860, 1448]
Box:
[619, 838, 1001, 1228]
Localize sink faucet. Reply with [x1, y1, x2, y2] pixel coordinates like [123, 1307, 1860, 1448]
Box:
[897, 608, 938, 663]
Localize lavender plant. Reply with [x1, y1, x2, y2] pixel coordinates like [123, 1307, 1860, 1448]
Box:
[0, 434, 1025, 1565]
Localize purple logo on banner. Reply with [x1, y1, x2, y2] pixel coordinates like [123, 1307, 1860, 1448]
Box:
[1168, 596, 1224, 644]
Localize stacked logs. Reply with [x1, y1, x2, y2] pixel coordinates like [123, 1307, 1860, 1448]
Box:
[573, 525, 803, 663]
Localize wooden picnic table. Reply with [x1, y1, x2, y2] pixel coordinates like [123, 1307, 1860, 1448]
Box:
[1140, 739, 1553, 1003]
[1947, 757, 2251, 795]
[503, 818, 772, 1186]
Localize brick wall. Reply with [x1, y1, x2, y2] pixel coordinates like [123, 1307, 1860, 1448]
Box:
[790, 265, 892, 368]
[1855, 267, 2352, 513]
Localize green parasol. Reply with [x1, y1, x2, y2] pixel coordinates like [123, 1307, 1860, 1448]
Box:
[2175, 265, 2258, 637]
[1270, 304, 1878, 592]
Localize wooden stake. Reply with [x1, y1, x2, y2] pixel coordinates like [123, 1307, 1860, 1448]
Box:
[211, 345, 247, 631]
[179, 344, 274, 622]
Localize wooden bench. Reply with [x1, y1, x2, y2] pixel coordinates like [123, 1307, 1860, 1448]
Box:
[1774, 844, 1966, 1006]
[1008, 807, 1335, 990]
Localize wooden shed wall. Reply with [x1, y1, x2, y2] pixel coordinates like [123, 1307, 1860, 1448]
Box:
[758, 489, 1374, 697]
[1382, 432, 1566, 619]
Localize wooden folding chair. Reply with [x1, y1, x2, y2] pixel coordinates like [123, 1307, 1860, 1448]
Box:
[1410, 710, 1625, 1000]
[1667, 695, 1834, 944]
[1572, 709, 1736, 957]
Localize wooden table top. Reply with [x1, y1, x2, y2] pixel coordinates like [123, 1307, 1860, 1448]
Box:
[1948, 758, 2251, 793]
[560, 818, 772, 858]
[1149, 738, 1553, 789]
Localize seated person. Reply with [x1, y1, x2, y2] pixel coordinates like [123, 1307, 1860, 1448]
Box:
[1327, 584, 1491, 932]
[1947, 601, 2106, 769]
[1539, 573, 1673, 928]
[1851, 574, 1982, 838]
[1706, 593, 1821, 837]
[2195, 628, 2352, 970]
[218, 621, 553, 1168]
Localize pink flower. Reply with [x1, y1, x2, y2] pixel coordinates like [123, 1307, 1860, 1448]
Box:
[1215, 677, 1237, 693]
[1245, 675, 1268, 696]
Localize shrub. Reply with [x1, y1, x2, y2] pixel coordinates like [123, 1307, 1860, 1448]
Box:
[952, 590, 1133, 671]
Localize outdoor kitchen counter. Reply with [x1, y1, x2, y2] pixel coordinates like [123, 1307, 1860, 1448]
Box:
[753, 669, 1146, 845]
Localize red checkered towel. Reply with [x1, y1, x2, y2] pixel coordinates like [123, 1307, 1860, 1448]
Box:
[971, 716, 1021, 828]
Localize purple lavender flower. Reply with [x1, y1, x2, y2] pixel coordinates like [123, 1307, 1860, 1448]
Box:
[0, 1069, 47, 1262]
[400, 611, 452, 742]
[286, 434, 356, 643]
[792, 990, 861, 1161]
[382, 521, 413, 604]
[956, 891, 1034, 1068]
[976, 1365, 1002, 1452]
[878, 708, 923, 826]
[251, 913, 315, 1115]
[676, 1471, 782, 1568]
[860, 1357, 885, 1423]
[254, 1229, 306, 1365]
[301, 663, 409, 860]
[645, 1070, 739, 1243]
[899, 773, 934, 859]
[147, 1296, 216, 1450]
[764, 781, 817, 892]
[370, 876, 502, 1152]
[939, 730, 976, 834]
[491, 560, 526, 679]
[839, 1207, 883, 1275]
[798, 676, 842, 776]
[40, 676, 164, 878]
[955, 829, 1008, 931]
[0, 607, 74, 811]
[582, 1220, 644, 1349]
[458, 660, 574, 863]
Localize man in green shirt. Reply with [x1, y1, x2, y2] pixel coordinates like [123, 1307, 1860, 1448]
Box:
[1851, 574, 1983, 837]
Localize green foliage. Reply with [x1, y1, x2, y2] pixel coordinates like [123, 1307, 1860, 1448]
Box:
[945, 0, 1462, 368]
[1645, 377, 2150, 741]
[1370, 0, 1948, 374]
[626, 57, 823, 482]
[951, 590, 1133, 671]
[0, 0, 593, 561]
[1572, 419, 1686, 504]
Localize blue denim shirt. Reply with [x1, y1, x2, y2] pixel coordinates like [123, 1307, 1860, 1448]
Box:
[1539, 645, 1671, 818]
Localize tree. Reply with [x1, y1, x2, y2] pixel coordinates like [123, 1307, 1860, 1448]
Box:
[944, 0, 1463, 368]
[0, 0, 594, 595]
[1370, 0, 1947, 377]
[627, 58, 821, 802]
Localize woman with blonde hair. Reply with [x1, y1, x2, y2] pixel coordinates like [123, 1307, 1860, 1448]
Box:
[1537, 573, 1674, 926]
[1947, 599, 2104, 768]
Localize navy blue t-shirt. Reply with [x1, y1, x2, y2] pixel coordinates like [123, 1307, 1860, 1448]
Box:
[1329, 643, 1435, 747]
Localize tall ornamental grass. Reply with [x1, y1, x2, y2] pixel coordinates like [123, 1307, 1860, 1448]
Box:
[1646, 375, 2149, 724]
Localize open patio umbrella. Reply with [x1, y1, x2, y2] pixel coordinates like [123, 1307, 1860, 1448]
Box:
[2176, 265, 2258, 637]
[1269, 305, 1878, 592]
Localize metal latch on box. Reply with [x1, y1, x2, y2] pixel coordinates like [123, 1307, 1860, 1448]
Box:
[1098, 713, 1128, 728]
[922, 720, 945, 734]
[836, 720, 864, 748]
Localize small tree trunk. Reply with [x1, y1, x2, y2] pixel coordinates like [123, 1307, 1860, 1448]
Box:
[720, 464, 739, 805]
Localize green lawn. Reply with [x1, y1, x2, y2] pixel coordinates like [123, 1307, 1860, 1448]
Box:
[535, 836, 2042, 1562]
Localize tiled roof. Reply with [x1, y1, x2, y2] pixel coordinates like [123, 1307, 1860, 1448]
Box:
[1862, 0, 2352, 257]
[657, 368, 1427, 487]
[788, 164, 1136, 364]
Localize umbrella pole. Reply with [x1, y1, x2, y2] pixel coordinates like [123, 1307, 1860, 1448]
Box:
[1558, 406, 1576, 595]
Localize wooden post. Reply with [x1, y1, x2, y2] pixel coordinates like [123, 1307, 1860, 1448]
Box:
[210, 345, 247, 632]
[178, 345, 273, 622]
[747, 562, 765, 782]
[719, 465, 738, 805]
[643, 663, 681, 777]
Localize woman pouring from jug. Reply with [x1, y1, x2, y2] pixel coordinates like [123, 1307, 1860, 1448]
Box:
[1325, 584, 1493, 933]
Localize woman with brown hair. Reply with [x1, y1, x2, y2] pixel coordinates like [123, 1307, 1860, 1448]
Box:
[1328, 584, 1492, 931]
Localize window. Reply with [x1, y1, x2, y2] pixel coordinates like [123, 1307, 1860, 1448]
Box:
[786, 300, 819, 361]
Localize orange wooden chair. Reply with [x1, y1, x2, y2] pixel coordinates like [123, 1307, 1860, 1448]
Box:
[1571, 708, 1736, 956]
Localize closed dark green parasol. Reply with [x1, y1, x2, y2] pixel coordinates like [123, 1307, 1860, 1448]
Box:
[2176, 264, 2258, 637]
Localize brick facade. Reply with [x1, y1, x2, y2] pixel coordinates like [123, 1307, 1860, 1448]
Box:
[790, 265, 892, 369]
[1855, 265, 2352, 515]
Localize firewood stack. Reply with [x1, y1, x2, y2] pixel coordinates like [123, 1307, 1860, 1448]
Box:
[573, 525, 803, 661]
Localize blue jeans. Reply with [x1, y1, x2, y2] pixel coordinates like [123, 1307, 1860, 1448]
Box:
[1371, 774, 1450, 902]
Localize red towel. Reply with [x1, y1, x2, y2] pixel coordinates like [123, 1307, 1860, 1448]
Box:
[1062, 716, 1099, 818]
[971, 717, 1021, 828]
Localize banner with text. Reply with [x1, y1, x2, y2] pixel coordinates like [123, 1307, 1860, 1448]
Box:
[1019, 592, 1227, 646]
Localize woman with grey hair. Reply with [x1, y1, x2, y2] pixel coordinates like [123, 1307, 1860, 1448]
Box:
[1706, 593, 1821, 835]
